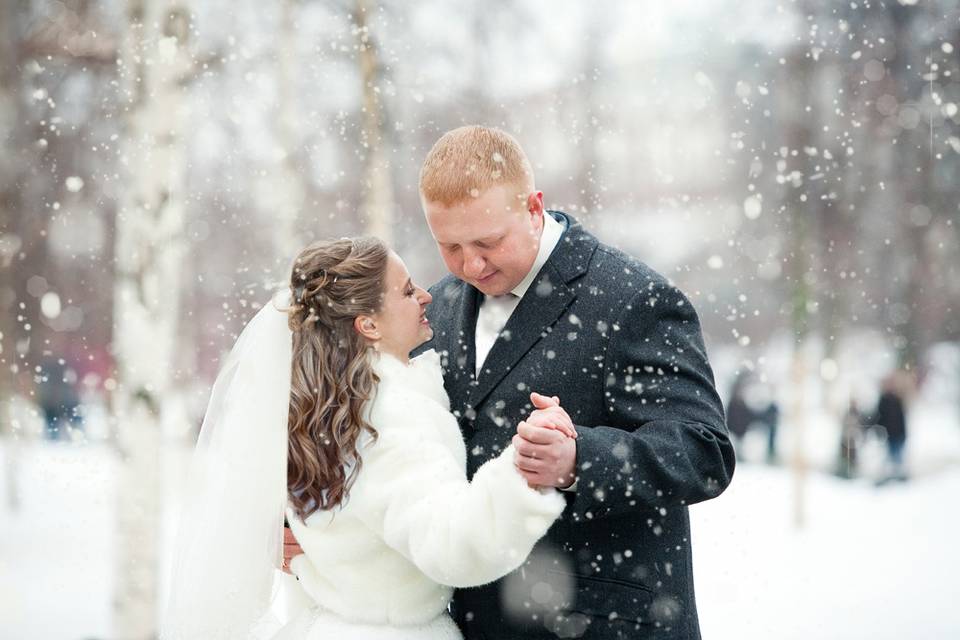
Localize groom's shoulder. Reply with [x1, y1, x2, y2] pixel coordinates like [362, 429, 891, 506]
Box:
[427, 273, 463, 300]
[577, 230, 671, 297]
[425, 274, 465, 318]
[559, 213, 665, 290]
[421, 275, 465, 342]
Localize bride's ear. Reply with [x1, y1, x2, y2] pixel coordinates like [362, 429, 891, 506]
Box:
[353, 315, 381, 342]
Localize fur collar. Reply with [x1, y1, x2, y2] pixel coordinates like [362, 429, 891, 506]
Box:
[371, 348, 450, 411]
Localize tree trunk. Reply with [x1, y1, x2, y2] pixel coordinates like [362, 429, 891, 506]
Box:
[112, 0, 192, 635]
[574, 19, 603, 225]
[782, 39, 816, 530]
[0, 0, 29, 513]
[258, 0, 307, 264]
[0, 0, 19, 446]
[354, 0, 394, 242]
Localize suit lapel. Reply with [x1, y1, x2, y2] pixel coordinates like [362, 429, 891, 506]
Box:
[468, 212, 598, 411]
[470, 265, 574, 409]
[443, 280, 481, 412]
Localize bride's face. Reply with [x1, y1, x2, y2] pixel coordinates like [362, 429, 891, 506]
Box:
[368, 252, 433, 360]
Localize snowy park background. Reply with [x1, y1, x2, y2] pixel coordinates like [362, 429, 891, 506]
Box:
[2, 0, 960, 638]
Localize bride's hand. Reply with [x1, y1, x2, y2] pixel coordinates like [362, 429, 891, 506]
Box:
[528, 392, 577, 439]
[282, 526, 304, 575]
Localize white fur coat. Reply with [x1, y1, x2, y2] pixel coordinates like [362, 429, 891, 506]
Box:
[286, 349, 565, 627]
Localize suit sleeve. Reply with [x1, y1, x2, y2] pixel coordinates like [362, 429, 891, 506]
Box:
[566, 280, 736, 521]
[351, 405, 566, 588]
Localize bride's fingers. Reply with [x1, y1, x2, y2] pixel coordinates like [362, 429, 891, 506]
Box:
[282, 527, 305, 573]
[530, 392, 565, 412]
[284, 543, 304, 556]
[530, 422, 574, 438]
[517, 419, 572, 443]
[516, 427, 555, 448]
[527, 407, 575, 435]
[530, 391, 560, 409]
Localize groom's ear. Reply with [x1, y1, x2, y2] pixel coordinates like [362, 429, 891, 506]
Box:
[526, 191, 544, 215]
[526, 191, 545, 234]
[354, 315, 380, 342]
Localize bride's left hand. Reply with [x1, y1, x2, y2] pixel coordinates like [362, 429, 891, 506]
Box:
[282, 526, 304, 574]
[526, 392, 577, 439]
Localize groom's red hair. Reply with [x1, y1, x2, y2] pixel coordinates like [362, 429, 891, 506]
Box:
[419, 125, 535, 206]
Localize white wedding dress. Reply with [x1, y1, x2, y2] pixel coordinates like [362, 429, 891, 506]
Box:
[273, 349, 566, 640]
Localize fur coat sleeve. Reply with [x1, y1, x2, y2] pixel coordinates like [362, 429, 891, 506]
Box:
[349, 366, 566, 589]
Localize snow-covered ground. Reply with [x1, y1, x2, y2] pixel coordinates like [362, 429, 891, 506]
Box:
[2, 401, 959, 639]
[693, 465, 960, 639]
[0, 442, 116, 639]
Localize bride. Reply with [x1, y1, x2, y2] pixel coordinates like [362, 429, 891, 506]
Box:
[162, 237, 571, 639]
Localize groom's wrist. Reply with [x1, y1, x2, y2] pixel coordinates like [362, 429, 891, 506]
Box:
[558, 432, 578, 491]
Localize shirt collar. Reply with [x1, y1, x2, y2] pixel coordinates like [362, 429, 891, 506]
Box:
[510, 212, 563, 299]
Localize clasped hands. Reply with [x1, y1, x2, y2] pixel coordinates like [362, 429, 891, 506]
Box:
[282, 391, 578, 574]
[512, 392, 578, 490]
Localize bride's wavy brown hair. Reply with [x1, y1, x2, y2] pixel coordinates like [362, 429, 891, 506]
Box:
[285, 237, 389, 519]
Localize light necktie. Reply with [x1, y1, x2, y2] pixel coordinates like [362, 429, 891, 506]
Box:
[474, 293, 518, 376]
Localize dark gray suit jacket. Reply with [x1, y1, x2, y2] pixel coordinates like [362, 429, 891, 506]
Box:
[415, 211, 735, 639]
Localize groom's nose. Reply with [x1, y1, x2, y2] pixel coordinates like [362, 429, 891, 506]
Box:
[462, 250, 486, 279]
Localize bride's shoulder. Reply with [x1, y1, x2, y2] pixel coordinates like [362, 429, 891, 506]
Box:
[410, 347, 442, 369]
[373, 349, 449, 409]
[408, 349, 450, 410]
[409, 348, 445, 384]
[367, 355, 452, 436]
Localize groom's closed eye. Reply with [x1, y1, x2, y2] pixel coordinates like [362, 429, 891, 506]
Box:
[475, 236, 505, 249]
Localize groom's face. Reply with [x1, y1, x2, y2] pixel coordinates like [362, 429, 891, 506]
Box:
[424, 185, 544, 296]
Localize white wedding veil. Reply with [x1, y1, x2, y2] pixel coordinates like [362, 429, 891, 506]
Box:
[161, 291, 295, 639]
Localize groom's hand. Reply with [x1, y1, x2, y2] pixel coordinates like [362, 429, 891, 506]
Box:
[527, 392, 577, 438]
[282, 526, 304, 575]
[512, 392, 578, 489]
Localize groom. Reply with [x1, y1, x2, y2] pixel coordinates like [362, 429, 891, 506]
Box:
[413, 126, 734, 639]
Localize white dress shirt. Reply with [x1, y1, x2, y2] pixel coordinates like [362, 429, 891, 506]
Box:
[474, 212, 564, 375]
[473, 213, 576, 491]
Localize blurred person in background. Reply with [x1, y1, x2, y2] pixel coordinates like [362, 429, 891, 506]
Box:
[868, 372, 910, 485]
[726, 373, 753, 447]
[726, 372, 779, 464]
[36, 353, 83, 441]
[759, 396, 780, 464]
[837, 398, 863, 479]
